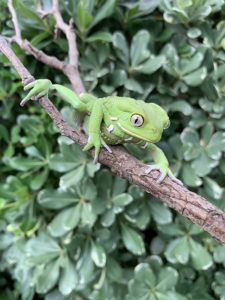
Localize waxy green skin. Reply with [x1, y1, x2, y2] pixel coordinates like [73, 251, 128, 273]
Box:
[22, 79, 182, 184]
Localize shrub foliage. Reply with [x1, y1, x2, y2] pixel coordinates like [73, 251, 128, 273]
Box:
[0, 0, 225, 299]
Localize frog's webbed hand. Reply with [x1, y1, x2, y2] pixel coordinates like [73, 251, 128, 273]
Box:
[144, 143, 183, 185]
[83, 134, 101, 164]
[22, 79, 87, 113]
[83, 135, 112, 164]
[21, 79, 52, 106]
[83, 101, 111, 163]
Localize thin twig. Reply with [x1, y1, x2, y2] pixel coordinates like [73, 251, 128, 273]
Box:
[8, 0, 21, 40]
[7, 0, 85, 95]
[0, 35, 225, 246]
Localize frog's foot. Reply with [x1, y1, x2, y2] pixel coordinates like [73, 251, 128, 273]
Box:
[83, 136, 112, 164]
[21, 79, 52, 106]
[145, 164, 183, 185]
[168, 170, 183, 186]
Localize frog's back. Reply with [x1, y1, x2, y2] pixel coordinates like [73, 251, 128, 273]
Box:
[101, 96, 145, 110]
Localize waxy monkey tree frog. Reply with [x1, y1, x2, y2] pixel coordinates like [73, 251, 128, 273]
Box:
[22, 79, 182, 184]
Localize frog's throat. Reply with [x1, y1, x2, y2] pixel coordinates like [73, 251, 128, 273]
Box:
[116, 121, 152, 142]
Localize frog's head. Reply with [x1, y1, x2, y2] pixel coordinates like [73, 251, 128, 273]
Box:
[113, 98, 169, 143]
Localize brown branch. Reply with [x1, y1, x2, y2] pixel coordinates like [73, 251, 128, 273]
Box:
[0, 35, 225, 246]
[7, 0, 85, 95]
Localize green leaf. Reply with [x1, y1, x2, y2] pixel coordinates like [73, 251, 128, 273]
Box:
[26, 232, 61, 266]
[0, 124, 9, 142]
[59, 256, 78, 295]
[113, 193, 133, 207]
[192, 151, 218, 177]
[201, 122, 214, 145]
[203, 177, 223, 199]
[213, 272, 225, 299]
[158, 223, 184, 236]
[130, 30, 150, 66]
[132, 203, 151, 230]
[13, 0, 47, 30]
[181, 128, 201, 160]
[49, 152, 79, 172]
[77, 2, 93, 29]
[36, 258, 60, 294]
[183, 67, 207, 86]
[214, 245, 225, 266]
[91, 240, 106, 267]
[106, 256, 123, 282]
[101, 209, 115, 227]
[90, 0, 116, 28]
[134, 55, 166, 74]
[112, 176, 127, 197]
[78, 178, 97, 201]
[113, 32, 129, 65]
[187, 27, 201, 39]
[38, 188, 79, 209]
[167, 100, 193, 116]
[121, 223, 145, 255]
[150, 237, 165, 255]
[59, 165, 85, 189]
[156, 291, 187, 300]
[157, 267, 178, 291]
[5, 156, 44, 171]
[87, 31, 112, 42]
[86, 161, 101, 177]
[125, 78, 143, 93]
[180, 52, 204, 75]
[78, 243, 95, 284]
[165, 237, 189, 264]
[31, 31, 50, 46]
[25, 146, 44, 159]
[149, 200, 172, 225]
[107, 69, 127, 89]
[189, 238, 213, 270]
[81, 203, 97, 227]
[30, 167, 49, 190]
[206, 132, 225, 160]
[134, 263, 156, 288]
[47, 204, 81, 237]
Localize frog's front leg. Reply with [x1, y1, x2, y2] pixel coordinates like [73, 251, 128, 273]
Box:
[83, 101, 111, 163]
[21, 79, 87, 112]
[144, 143, 183, 185]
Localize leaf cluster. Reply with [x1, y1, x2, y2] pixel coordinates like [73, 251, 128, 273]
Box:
[0, 0, 225, 299]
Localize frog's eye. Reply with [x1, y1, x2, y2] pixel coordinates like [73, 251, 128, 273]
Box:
[130, 114, 144, 127]
[164, 120, 170, 129]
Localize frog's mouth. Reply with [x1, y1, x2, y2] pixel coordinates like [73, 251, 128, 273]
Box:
[117, 121, 154, 142]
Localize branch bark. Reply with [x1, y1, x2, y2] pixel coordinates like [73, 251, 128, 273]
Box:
[0, 35, 225, 246]
[7, 0, 85, 95]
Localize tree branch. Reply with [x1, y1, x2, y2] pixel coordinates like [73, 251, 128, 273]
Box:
[0, 35, 225, 246]
[7, 0, 85, 95]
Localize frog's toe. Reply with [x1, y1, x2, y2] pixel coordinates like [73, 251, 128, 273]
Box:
[21, 87, 39, 106]
[168, 171, 183, 186]
[100, 137, 112, 153]
[83, 137, 93, 151]
[145, 164, 164, 175]
[83, 143, 91, 152]
[102, 143, 112, 153]
[145, 164, 167, 183]
[156, 169, 167, 183]
[93, 156, 98, 164]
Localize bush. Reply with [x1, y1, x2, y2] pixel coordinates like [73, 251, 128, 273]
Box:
[0, 0, 225, 299]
